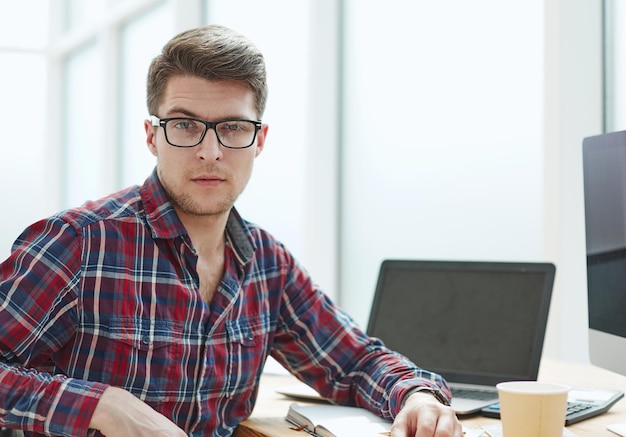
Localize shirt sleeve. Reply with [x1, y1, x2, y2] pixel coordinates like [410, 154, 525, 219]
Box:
[270, 252, 452, 420]
[0, 216, 108, 436]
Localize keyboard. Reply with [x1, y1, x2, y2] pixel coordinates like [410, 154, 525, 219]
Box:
[481, 388, 624, 425]
[452, 387, 498, 401]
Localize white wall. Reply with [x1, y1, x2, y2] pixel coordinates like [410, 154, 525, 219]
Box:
[606, 0, 626, 131]
[543, 0, 603, 362]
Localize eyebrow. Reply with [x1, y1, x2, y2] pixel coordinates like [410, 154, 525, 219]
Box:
[162, 107, 198, 118]
[162, 106, 253, 121]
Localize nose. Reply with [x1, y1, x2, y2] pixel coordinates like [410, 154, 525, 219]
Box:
[195, 127, 223, 161]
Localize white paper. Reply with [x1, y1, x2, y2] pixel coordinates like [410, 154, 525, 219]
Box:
[482, 424, 577, 437]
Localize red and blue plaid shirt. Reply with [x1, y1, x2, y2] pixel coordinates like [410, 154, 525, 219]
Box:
[0, 170, 451, 437]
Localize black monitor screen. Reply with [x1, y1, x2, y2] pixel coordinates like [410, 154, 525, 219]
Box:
[583, 131, 626, 339]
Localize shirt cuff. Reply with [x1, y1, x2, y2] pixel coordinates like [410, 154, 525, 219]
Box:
[389, 379, 452, 417]
[44, 378, 109, 437]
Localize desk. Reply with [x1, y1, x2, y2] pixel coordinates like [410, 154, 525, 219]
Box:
[233, 359, 626, 437]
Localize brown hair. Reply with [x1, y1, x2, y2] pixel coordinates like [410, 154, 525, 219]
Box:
[146, 24, 267, 118]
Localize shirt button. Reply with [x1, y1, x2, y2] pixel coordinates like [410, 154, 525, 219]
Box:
[142, 335, 151, 345]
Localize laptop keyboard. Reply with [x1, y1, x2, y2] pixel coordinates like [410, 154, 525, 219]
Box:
[452, 387, 497, 400]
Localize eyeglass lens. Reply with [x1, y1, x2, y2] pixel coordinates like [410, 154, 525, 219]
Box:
[164, 118, 257, 148]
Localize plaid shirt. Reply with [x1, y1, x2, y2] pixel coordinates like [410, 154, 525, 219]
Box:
[0, 170, 451, 437]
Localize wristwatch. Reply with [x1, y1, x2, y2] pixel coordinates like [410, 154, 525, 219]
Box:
[402, 387, 450, 407]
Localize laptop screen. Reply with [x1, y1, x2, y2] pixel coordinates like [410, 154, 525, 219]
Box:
[366, 260, 555, 386]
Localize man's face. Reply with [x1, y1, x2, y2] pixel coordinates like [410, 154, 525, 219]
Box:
[145, 75, 267, 219]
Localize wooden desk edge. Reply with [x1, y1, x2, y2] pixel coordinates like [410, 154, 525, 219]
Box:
[234, 359, 626, 437]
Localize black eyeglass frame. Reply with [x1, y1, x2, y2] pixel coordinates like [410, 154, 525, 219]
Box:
[150, 115, 263, 149]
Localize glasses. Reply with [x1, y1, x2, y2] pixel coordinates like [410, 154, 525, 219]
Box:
[150, 116, 262, 149]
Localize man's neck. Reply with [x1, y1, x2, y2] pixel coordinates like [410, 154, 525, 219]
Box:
[178, 209, 230, 259]
[177, 210, 229, 303]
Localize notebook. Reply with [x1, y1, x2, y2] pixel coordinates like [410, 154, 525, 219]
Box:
[285, 403, 391, 437]
[365, 259, 556, 415]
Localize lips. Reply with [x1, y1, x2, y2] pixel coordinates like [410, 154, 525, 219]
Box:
[192, 174, 225, 186]
[193, 175, 223, 181]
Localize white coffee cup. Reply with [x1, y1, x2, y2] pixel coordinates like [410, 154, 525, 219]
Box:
[496, 381, 569, 437]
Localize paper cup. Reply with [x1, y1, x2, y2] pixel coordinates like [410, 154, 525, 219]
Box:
[496, 381, 569, 437]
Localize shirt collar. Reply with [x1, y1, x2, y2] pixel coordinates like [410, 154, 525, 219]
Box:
[141, 168, 255, 264]
[225, 207, 255, 264]
[141, 169, 187, 240]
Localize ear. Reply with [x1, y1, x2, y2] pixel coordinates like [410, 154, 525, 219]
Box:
[254, 123, 269, 158]
[144, 119, 158, 157]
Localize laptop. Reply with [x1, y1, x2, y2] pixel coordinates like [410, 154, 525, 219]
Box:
[276, 258, 623, 423]
[366, 259, 556, 415]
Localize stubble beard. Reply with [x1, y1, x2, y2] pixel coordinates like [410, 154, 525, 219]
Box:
[160, 171, 238, 218]
[168, 188, 236, 217]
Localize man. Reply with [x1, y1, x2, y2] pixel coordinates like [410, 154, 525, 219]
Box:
[0, 25, 462, 437]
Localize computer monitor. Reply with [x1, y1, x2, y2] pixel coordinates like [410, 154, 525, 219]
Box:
[582, 130, 626, 375]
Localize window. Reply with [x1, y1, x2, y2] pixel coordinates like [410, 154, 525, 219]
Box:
[0, 2, 50, 258]
[605, 0, 626, 131]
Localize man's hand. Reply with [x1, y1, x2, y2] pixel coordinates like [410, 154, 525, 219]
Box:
[390, 391, 463, 437]
[89, 386, 187, 437]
